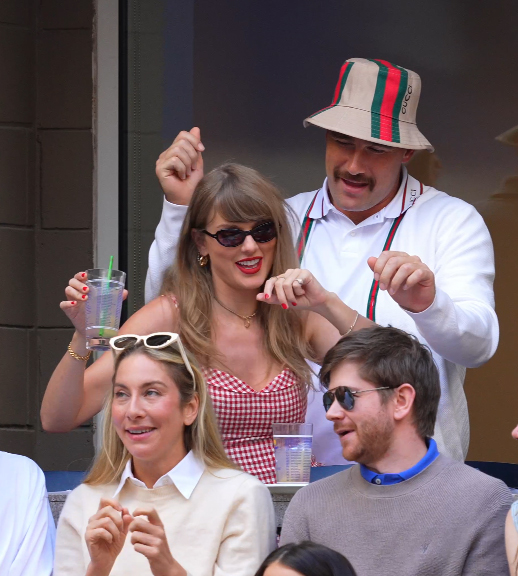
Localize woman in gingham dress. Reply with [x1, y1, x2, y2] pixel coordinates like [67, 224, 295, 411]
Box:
[43, 163, 371, 484]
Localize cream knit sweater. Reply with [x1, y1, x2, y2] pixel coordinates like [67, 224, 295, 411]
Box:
[54, 468, 276, 576]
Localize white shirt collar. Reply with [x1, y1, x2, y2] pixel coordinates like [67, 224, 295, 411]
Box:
[311, 167, 420, 222]
[112, 451, 205, 500]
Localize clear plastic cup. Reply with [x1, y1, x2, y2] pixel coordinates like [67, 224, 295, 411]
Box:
[273, 423, 313, 483]
[84, 268, 126, 351]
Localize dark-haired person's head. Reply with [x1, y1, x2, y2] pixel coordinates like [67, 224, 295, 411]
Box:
[319, 325, 440, 467]
[255, 542, 357, 576]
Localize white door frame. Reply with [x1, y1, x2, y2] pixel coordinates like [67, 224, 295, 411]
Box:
[93, 0, 119, 453]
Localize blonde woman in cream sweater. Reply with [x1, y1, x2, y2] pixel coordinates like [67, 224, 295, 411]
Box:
[54, 333, 276, 576]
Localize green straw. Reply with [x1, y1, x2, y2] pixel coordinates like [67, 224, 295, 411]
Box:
[99, 255, 114, 338]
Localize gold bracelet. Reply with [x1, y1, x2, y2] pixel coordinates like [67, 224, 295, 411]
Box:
[341, 311, 359, 337]
[67, 343, 92, 362]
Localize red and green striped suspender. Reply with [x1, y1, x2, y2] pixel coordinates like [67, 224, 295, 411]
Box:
[296, 192, 319, 262]
[365, 212, 406, 322]
[296, 180, 423, 322]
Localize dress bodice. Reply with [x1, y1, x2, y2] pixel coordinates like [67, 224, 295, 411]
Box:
[204, 368, 307, 483]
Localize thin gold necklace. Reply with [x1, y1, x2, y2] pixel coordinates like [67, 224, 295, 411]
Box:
[214, 298, 258, 329]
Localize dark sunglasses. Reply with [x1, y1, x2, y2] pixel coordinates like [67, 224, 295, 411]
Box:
[201, 221, 277, 247]
[323, 385, 392, 412]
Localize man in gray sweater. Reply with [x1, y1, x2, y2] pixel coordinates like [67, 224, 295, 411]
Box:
[280, 326, 511, 575]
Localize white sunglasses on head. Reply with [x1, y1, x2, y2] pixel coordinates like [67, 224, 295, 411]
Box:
[109, 332, 195, 382]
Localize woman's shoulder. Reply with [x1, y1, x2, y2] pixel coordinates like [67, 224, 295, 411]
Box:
[62, 482, 118, 514]
[121, 293, 179, 334]
[203, 468, 271, 497]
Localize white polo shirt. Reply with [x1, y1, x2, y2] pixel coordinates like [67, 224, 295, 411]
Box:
[0, 451, 56, 576]
[146, 168, 498, 463]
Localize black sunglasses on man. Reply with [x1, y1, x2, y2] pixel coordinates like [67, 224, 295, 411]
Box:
[323, 386, 393, 412]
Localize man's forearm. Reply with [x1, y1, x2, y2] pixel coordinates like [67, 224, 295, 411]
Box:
[145, 199, 188, 303]
[406, 287, 499, 368]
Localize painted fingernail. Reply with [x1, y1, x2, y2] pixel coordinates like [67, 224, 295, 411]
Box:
[282, 303, 288, 310]
[81, 273, 86, 278]
[82, 295, 87, 300]
[82, 286, 88, 292]
[264, 294, 269, 299]
[291, 302, 297, 306]
[71, 301, 76, 305]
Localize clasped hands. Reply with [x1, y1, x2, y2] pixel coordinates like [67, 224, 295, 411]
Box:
[85, 498, 186, 576]
[257, 250, 435, 315]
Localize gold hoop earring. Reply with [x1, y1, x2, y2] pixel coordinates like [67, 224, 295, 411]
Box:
[197, 253, 209, 267]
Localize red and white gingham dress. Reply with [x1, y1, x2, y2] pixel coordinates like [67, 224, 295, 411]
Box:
[204, 368, 307, 484]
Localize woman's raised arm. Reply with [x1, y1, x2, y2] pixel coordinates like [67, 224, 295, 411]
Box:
[40, 272, 178, 432]
[257, 268, 372, 364]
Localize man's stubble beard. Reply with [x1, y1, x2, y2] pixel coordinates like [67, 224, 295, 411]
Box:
[342, 411, 394, 465]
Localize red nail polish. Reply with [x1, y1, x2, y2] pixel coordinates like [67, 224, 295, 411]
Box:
[81, 273, 86, 278]
[82, 286, 87, 292]
[71, 301, 76, 305]
[292, 302, 297, 306]
[265, 294, 269, 299]
[82, 295, 87, 300]
[282, 303, 288, 310]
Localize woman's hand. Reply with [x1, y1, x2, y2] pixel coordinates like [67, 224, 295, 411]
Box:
[85, 498, 133, 575]
[129, 508, 186, 576]
[60, 271, 90, 335]
[59, 271, 128, 336]
[257, 269, 330, 312]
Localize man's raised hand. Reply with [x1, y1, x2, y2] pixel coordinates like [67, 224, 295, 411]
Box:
[155, 127, 205, 205]
[368, 251, 436, 313]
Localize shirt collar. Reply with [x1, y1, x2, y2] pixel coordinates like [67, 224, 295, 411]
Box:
[360, 438, 439, 486]
[310, 167, 420, 222]
[112, 451, 205, 499]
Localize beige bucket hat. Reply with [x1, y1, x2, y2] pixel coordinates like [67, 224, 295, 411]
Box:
[304, 58, 434, 151]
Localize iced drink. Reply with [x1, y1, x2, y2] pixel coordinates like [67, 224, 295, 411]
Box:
[85, 268, 126, 351]
[273, 423, 313, 483]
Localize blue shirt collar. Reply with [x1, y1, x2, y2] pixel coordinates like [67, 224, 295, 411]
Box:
[360, 438, 439, 486]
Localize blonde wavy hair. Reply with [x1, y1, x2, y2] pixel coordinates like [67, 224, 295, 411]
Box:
[161, 163, 314, 386]
[84, 341, 235, 486]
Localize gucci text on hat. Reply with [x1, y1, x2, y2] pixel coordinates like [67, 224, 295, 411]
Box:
[304, 58, 434, 152]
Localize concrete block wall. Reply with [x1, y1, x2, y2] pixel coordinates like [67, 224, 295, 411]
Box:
[0, 0, 95, 470]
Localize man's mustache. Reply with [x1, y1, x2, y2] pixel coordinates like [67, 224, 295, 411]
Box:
[334, 169, 375, 191]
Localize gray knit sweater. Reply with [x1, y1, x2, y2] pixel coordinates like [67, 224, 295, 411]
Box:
[280, 455, 512, 575]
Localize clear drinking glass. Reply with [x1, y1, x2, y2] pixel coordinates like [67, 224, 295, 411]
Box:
[273, 423, 313, 483]
[84, 268, 126, 351]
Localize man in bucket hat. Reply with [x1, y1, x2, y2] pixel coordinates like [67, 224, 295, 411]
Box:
[145, 58, 498, 464]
